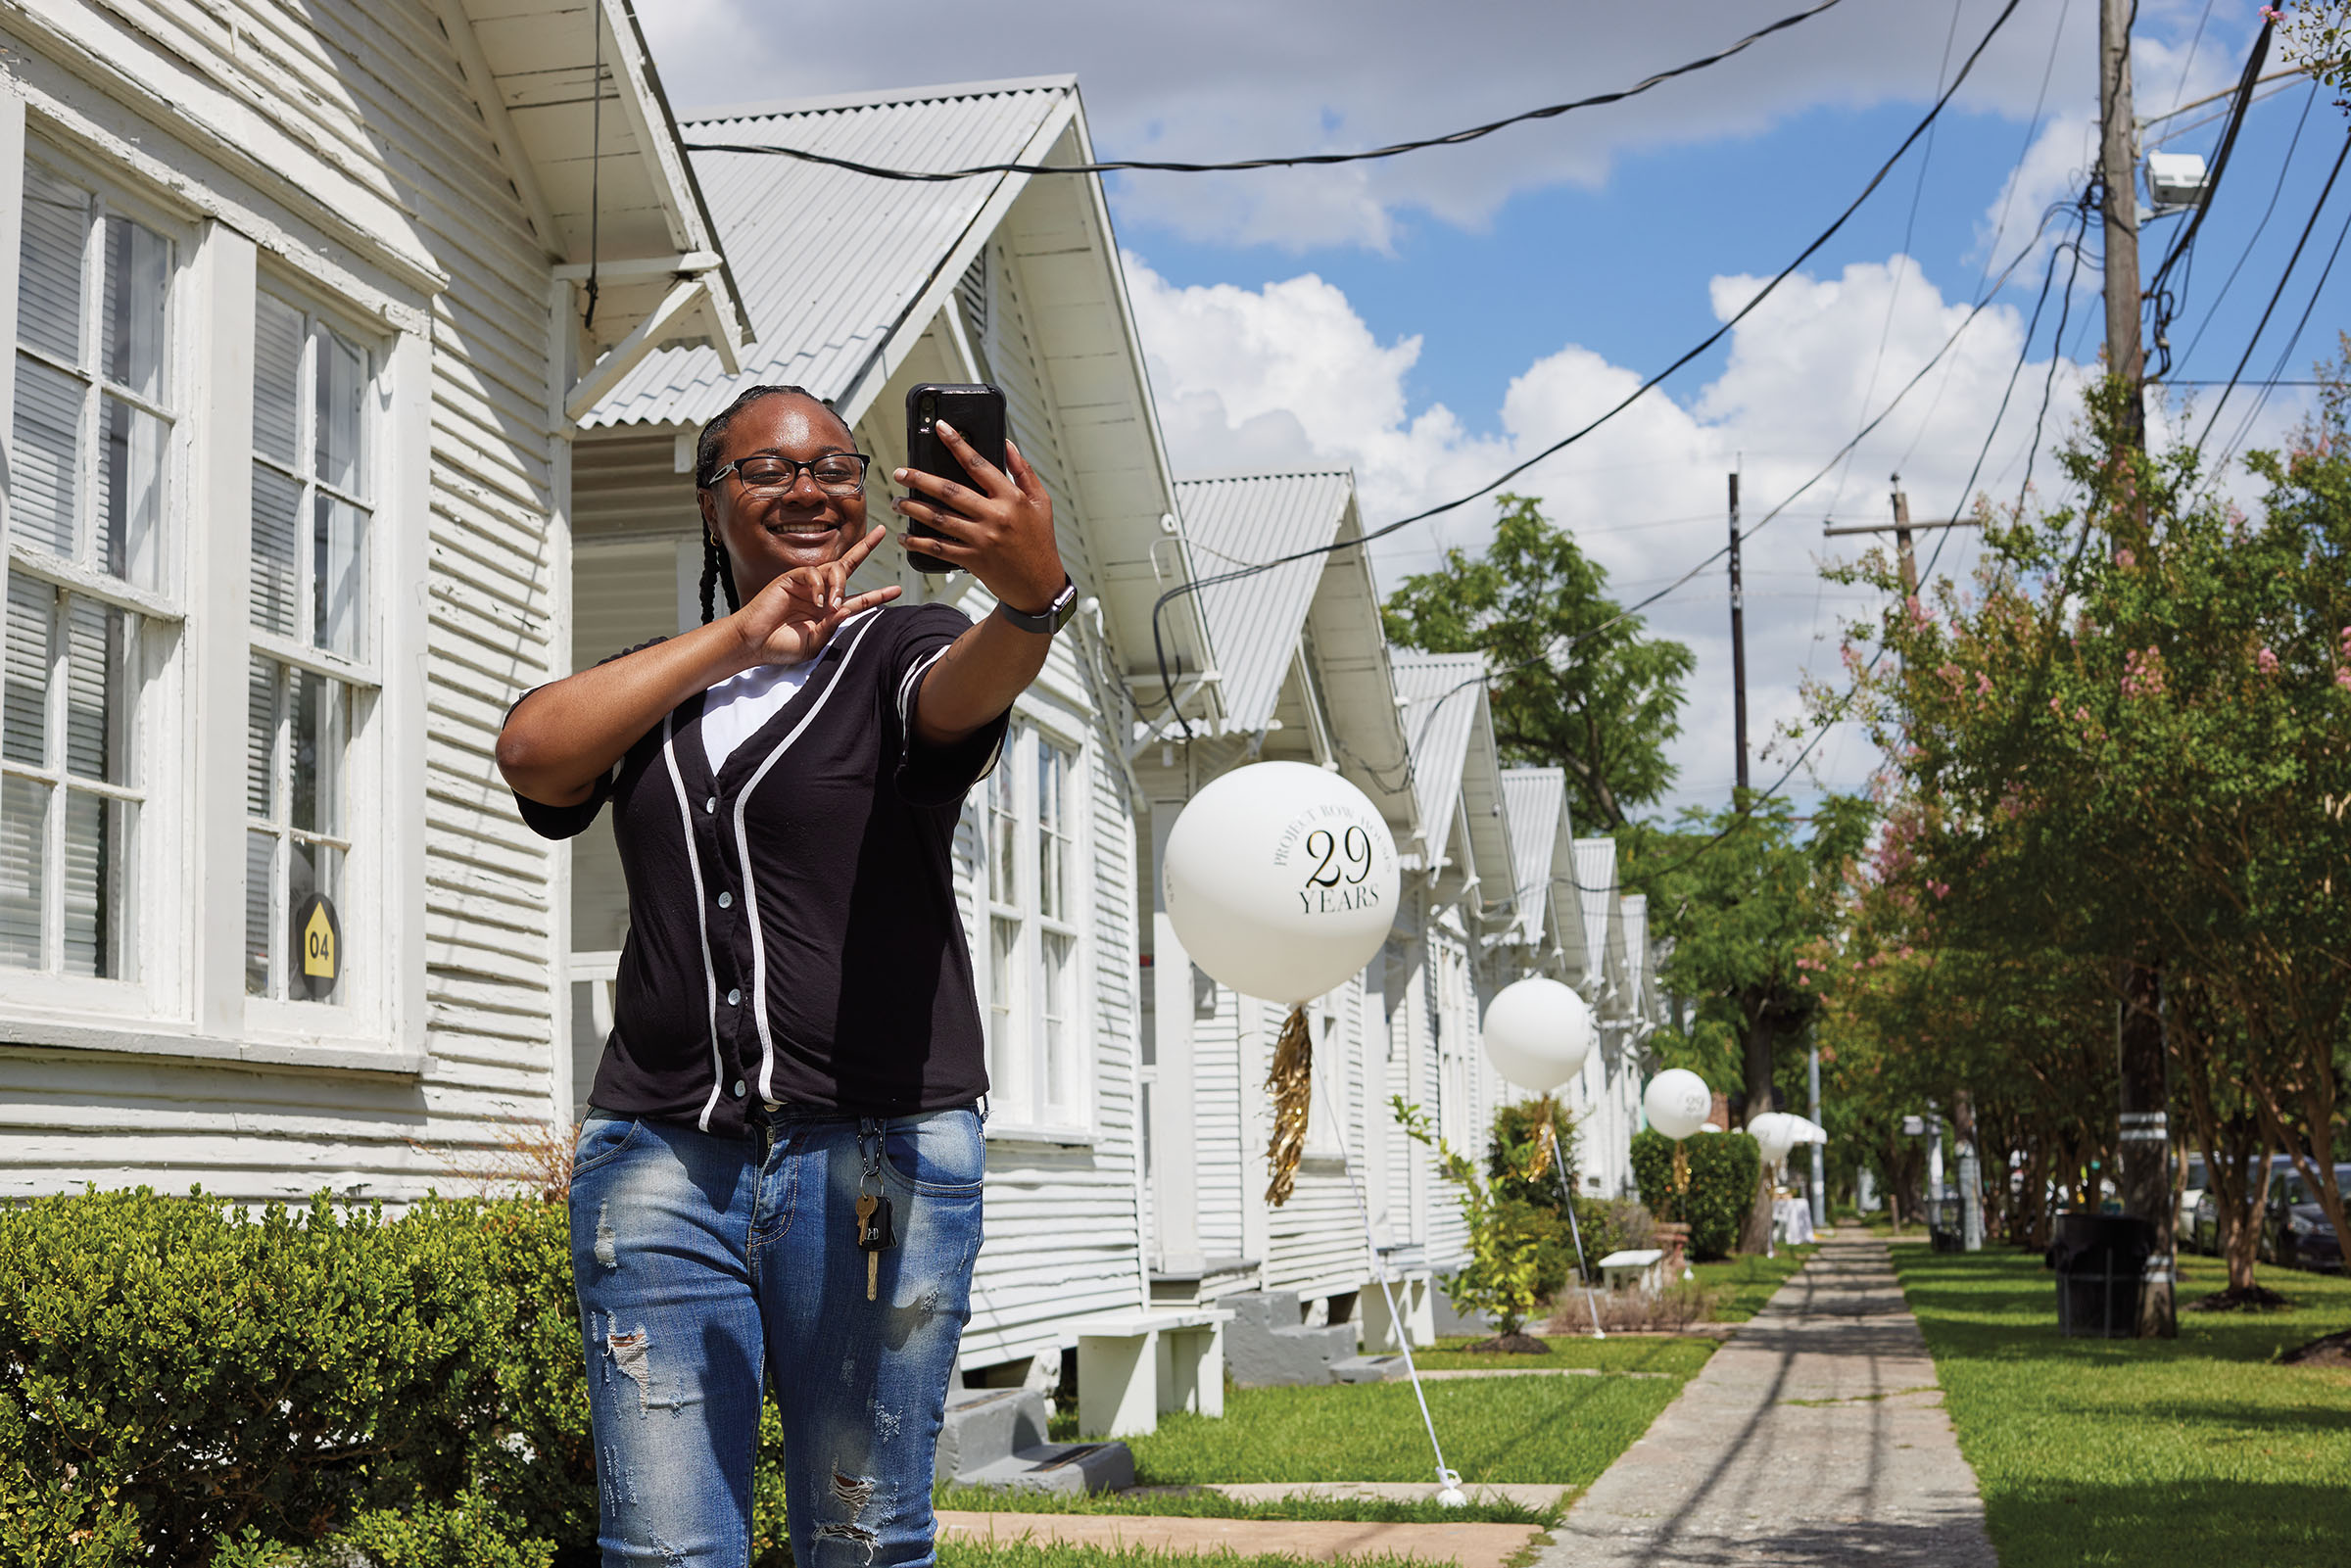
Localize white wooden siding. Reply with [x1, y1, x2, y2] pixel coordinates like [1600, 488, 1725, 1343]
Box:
[0, 0, 569, 1202]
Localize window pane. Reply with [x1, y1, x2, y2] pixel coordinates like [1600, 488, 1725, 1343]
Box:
[63, 788, 129, 979]
[0, 776, 46, 968]
[253, 294, 303, 467]
[988, 762, 1018, 908]
[98, 396, 165, 589]
[249, 463, 300, 635]
[292, 669, 342, 836]
[4, 573, 54, 768]
[101, 215, 167, 403]
[18, 166, 87, 364]
[312, 495, 365, 657]
[244, 828, 275, 995]
[12, 355, 81, 556]
[989, 915, 1021, 1082]
[1042, 930, 1073, 1109]
[315, 329, 364, 497]
[289, 837, 343, 1004]
[63, 596, 128, 784]
[1035, 738, 1060, 921]
[246, 655, 280, 820]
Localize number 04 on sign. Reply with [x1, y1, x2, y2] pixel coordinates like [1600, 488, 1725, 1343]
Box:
[292, 892, 342, 1001]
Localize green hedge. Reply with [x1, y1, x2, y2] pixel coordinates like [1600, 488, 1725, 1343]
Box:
[1629, 1130, 1759, 1261]
[0, 1187, 792, 1567]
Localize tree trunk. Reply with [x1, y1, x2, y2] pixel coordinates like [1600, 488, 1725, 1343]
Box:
[1737, 1005, 1778, 1254]
[2117, 962, 2176, 1338]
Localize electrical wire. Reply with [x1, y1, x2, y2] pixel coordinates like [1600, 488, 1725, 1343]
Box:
[1143, 0, 2030, 736]
[2175, 81, 2319, 373]
[2206, 197, 2351, 476]
[682, 1, 1848, 179]
[2144, 20, 2274, 380]
[2191, 128, 2351, 456]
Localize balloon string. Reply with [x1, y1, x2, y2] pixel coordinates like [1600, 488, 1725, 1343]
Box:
[1263, 1005, 1313, 1207]
[1310, 1045, 1458, 1497]
[1552, 1132, 1607, 1340]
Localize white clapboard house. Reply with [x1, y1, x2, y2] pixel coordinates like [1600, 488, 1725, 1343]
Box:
[0, 0, 750, 1200]
[1139, 471, 1423, 1334]
[564, 75, 1252, 1431]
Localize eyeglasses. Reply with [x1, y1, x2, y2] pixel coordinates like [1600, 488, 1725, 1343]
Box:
[706, 452, 873, 496]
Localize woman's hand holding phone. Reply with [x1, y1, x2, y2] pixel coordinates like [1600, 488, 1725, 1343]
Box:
[890, 424, 1064, 614]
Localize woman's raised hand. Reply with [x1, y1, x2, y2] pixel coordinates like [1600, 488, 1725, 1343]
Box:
[734, 524, 903, 667]
[891, 425, 1065, 613]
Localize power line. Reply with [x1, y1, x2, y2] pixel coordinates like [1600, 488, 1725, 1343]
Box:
[2174, 81, 2319, 373]
[2144, 20, 2274, 379]
[683, 1, 1848, 179]
[1144, 0, 2030, 734]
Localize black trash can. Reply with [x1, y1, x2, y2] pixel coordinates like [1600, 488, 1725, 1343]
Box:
[2049, 1212, 2154, 1338]
[1925, 1197, 1964, 1254]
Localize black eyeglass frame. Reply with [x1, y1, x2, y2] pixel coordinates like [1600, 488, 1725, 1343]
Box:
[703, 451, 875, 495]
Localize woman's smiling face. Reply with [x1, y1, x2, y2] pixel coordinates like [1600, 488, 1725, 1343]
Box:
[698, 393, 868, 600]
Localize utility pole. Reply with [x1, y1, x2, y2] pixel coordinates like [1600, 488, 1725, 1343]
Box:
[1727, 471, 1749, 795]
[1823, 476, 1981, 594]
[1806, 1030, 1826, 1233]
[2100, 0, 2174, 1337]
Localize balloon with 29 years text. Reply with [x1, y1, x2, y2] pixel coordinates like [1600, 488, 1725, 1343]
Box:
[1162, 761, 1400, 1007]
[1480, 975, 1597, 1094]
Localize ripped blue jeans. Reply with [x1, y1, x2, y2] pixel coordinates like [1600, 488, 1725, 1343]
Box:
[569, 1105, 984, 1567]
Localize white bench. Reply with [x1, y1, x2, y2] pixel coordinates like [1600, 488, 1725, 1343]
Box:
[1062, 1307, 1233, 1439]
[1598, 1248, 1666, 1296]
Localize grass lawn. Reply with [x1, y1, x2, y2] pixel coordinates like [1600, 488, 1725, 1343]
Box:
[1892, 1245, 2351, 1568]
[1408, 1334, 1717, 1376]
[1690, 1244, 1816, 1320]
[934, 1486, 1551, 1526]
[1123, 1373, 1683, 1486]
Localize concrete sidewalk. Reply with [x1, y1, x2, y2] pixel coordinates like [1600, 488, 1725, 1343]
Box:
[1541, 1231, 1997, 1566]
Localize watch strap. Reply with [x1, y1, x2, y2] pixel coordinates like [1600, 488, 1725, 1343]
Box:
[995, 576, 1079, 636]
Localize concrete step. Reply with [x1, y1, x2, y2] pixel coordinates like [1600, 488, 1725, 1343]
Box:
[954, 1441, 1135, 1497]
[1224, 1289, 1363, 1386]
[935, 1386, 1049, 1482]
[1330, 1354, 1407, 1383]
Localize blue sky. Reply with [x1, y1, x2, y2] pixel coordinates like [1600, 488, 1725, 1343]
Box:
[643, 0, 2343, 823]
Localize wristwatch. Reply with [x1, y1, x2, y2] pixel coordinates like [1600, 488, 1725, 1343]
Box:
[994, 576, 1080, 636]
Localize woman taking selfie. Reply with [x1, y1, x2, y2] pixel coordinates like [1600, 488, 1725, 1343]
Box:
[497, 382, 1076, 1566]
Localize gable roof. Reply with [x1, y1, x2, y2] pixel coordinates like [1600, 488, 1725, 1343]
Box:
[1176, 472, 1352, 732]
[1392, 652, 1484, 859]
[450, 0, 750, 371]
[582, 77, 1077, 428]
[1499, 768, 1565, 946]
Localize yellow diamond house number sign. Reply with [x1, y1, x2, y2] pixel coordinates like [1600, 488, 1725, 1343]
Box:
[292, 892, 343, 1001]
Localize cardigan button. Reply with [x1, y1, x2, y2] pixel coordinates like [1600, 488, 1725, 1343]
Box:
[732, 1079, 746, 1098]
[726, 988, 742, 1006]
[717, 891, 733, 909]
[705, 796, 716, 814]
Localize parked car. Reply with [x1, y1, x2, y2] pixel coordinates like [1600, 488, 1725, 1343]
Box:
[2178, 1153, 2208, 1244]
[2271, 1164, 2351, 1273]
[2188, 1156, 2297, 1257]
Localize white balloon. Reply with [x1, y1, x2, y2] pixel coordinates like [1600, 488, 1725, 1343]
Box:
[1480, 977, 1596, 1093]
[1749, 1111, 1799, 1167]
[1643, 1069, 1712, 1141]
[1163, 762, 1401, 1006]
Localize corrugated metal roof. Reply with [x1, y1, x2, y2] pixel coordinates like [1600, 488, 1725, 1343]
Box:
[583, 78, 1073, 428]
[1499, 768, 1565, 945]
[1621, 893, 1650, 1005]
[1392, 652, 1487, 854]
[1572, 836, 1621, 994]
[1176, 472, 1353, 731]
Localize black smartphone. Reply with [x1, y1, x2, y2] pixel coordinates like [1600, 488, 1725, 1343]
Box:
[904, 382, 1009, 575]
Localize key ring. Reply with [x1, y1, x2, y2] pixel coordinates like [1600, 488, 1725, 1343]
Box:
[857, 1117, 886, 1199]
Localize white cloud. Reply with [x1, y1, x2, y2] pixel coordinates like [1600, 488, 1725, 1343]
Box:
[1126, 246, 2301, 820]
[630, 0, 2215, 253]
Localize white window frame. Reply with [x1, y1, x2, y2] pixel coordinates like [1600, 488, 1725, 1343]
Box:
[238, 275, 390, 1042]
[974, 701, 1093, 1138]
[0, 96, 430, 1073]
[0, 139, 194, 1024]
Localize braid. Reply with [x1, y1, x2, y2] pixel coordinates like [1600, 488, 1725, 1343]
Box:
[699, 527, 722, 624]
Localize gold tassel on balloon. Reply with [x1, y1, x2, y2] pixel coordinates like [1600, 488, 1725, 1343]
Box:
[1263, 1005, 1313, 1207]
[1528, 1096, 1559, 1182]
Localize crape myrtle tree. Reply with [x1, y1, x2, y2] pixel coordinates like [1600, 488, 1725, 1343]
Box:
[1382, 494, 1696, 830]
[1632, 795, 1870, 1252]
[1828, 368, 2351, 1287]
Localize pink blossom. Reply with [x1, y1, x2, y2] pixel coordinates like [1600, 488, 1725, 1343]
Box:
[2337, 666, 2351, 693]
[1976, 671, 1993, 697]
[1928, 879, 1951, 901]
[2114, 547, 2136, 570]
[2256, 646, 2280, 677]
[1906, 595, 1930, 629]
[2048, 694, 2065, 717]
[2122, 645, 2168, 699]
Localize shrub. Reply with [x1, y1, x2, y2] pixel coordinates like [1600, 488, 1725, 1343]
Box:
[1563, 1197, 1656, 1283]
[1629, 1130, 1759, 1261]
[0, 1186, 794, 1565]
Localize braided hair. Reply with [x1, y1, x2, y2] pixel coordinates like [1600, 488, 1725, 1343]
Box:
[692, 382, 840, 624]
